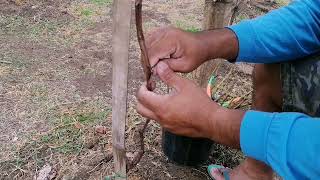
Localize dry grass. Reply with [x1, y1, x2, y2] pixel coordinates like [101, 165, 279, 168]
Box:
[0, 101, 112, 179]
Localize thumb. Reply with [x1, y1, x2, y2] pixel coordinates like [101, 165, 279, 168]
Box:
[156, 61, 185, 90]
[163, 57, 191, 73]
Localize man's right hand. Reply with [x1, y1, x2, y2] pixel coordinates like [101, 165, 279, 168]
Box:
[146, 27, 239, 73]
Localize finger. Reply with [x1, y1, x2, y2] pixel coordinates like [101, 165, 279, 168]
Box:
[146, 28, 168, 68]
[137, 83, 167, 111]
[163, 57, 190, 73]
[136, 103, 158, 120]
[155, 62, 186, 91]
[148, 37, 176, 68]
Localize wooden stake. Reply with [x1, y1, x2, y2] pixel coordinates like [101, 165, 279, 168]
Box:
[111, 0, 132, 178]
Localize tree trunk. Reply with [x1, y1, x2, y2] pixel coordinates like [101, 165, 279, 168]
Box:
[193, 0, 239, 87]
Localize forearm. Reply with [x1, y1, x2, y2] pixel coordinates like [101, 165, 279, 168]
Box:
[196, 28, 239, 63]
[197, 0, 320, 63]
[207, 107, 245, 149]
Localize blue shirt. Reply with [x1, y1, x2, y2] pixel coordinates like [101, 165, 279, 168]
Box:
[228, 0, 320, 179]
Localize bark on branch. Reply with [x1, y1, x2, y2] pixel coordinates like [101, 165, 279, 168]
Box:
[126, 0, 152, 172]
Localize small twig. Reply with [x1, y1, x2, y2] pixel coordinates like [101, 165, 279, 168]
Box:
[126, 0, 153, 172]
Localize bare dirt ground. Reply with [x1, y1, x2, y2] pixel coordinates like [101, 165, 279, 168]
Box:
[0, 0, 285, 179]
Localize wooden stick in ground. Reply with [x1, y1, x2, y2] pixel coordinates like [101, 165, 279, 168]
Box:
[126, 0, 152, 172]
[111, 0, 132, 178]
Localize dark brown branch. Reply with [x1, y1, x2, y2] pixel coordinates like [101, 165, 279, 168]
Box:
[135, 0, 153, 91]
[126, 0, 152, 172]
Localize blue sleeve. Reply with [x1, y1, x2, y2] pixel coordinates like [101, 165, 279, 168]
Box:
[241, 111, 320, 179]
[228, 0, 320, 63]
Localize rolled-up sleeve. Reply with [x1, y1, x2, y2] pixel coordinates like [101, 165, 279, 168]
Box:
[241, 111, 320, 179]
[228, 0, 320, 63]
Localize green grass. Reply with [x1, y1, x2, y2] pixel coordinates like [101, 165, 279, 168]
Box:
[0, 105, 111, 178]
[90, 0, 113, 6]
[76, 0, 113, 17]
[0, 109, 110, 176]
[0, 53, 29, 69]
[0, 15, 63, 39]
[0, 14, 95, 47]
[175, 20, 201, 33]
[39, 109, 110, 154]
[185, 26, 201, 33]
[80, 7, 94, 17]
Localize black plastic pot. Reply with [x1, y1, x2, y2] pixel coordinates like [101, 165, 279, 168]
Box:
[162, 130, 213, 166]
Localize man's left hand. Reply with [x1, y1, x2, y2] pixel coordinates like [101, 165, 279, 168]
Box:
[136, 62, 219, 139]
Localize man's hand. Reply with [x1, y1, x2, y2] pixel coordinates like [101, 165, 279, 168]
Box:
[146, 27, 239, 73]
[146, 27, 209, 73]
[136, 62, 219, 138]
